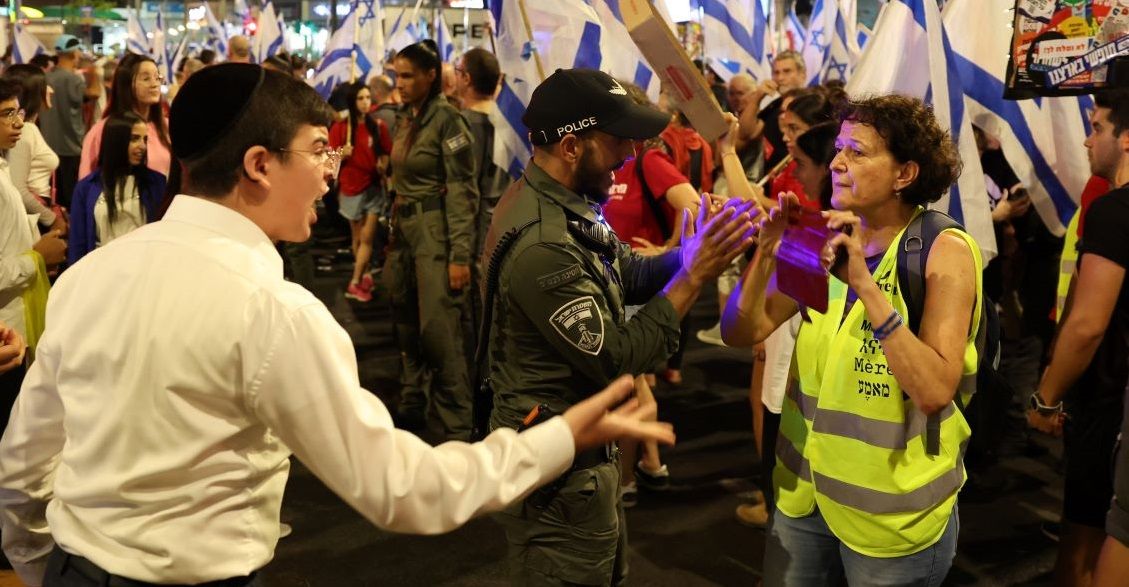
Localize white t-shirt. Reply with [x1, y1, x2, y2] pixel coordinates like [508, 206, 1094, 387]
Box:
[92, 176, 146, 246]
[761, 314, 802, 414]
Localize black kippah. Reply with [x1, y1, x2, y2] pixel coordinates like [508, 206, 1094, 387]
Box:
[170, 63, 265, 161]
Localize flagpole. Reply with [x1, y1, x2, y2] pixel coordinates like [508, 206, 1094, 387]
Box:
[462, 4, 469, 53]
[407, 0, 425, 32]
[347, 0, 360, 146]
[516, 0, 544, 82]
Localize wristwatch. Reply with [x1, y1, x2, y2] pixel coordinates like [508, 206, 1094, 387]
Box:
[1029, 391, 1064, 415]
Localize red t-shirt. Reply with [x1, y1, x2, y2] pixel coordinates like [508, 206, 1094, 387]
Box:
[328, 116, 392, 196]
[769, 161, 821, 210]
[604, 149, 687, 248]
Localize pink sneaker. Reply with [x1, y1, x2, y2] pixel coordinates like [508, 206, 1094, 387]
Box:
[345, 282, 372, 302]
[359, 273, 375, 292]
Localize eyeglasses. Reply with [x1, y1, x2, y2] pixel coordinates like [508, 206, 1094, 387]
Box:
[0, 108, 26, 125]
[278, 147, 343, 176]
[137, 74, 166, 86]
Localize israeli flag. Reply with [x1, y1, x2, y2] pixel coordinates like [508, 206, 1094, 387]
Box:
[591, 0, 663, 101]
[251, 2, 285, 63]
[943, 0, 1089, 235]
[153, 11, 171, 82]
[386, 9, 422, 56]
[277, 10, 289, 54]
[803, 0, 859, 85]
[11, 24, 46, 65]
[435, 11, 454, 61]
[311, 1, 381, 99]
[785, 4, 807, 52]
[847, 0, 996, 260]
[700, 0, 771, 83]
[203, 2, 228, 59]
[126, 9, 150, 56]
[234, 0, 250, 19]
[489, 0, 603, 179]
[170, 34, 190, 78]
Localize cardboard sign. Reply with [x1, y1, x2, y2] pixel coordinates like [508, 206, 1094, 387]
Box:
[619, 0, 728, 141]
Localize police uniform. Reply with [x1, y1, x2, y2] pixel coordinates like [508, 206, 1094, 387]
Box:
[384, 95, 479, 440]
[483, 160, 682, 585]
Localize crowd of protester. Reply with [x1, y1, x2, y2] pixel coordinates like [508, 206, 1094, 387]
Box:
[0, 28, 1122, 587]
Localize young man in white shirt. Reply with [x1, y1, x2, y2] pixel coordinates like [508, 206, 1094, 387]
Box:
[0, 64, 675, 587]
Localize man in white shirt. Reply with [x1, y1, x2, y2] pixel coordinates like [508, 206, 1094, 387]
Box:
[0, 64, 675, 587]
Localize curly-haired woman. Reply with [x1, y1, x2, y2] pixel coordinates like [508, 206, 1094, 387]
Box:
[723, 94, 983, 586]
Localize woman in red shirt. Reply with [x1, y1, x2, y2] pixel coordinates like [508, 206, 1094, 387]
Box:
[329, 81, 392, 302]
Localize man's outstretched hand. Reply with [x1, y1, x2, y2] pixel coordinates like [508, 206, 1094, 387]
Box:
[562, 375, 676, 452]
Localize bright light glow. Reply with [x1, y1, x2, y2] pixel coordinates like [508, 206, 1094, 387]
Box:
[177, 24, 185, 32]
[168, 29, 179, 36]
[146, 31, 154, 39]
[188, 6, 206, 21]
[313, 5, 328, 17]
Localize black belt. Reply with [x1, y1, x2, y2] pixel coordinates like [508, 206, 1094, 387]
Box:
[49, 546, 259, 587]
[395, 198, 442, 218]
[572, 443, 618, 470]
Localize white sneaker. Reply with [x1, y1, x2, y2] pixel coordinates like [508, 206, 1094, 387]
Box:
[279, 523, 293, 538]
[696, 323, 727, 347]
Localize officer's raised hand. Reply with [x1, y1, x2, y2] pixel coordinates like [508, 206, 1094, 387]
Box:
[562, 375, 675, 451]
[661, 195, 757, 315]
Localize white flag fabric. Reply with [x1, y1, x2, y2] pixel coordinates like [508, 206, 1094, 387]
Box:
[234, 0, 250, 18]
[435, 11, 454, 61]
[312, 1, 384, 98]
[11, 24, 46, 65]
[127, 9, 151, 56]
[803, 0, 859, 85]
[785, 4, 807, 52]
[488, 0, 604, 179]
[700, 0, 771, 83]
[204, 1, 229, 59]
[386, 10, 423, 56]
[847, 0, 996, 260]
[170, 34, 190, 78]
[251, 2, 285, 63]
[153, 11, 171, 82]
[943, 0, 1089, 236]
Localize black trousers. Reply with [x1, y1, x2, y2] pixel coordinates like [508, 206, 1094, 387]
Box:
[44, 547, 261, 587]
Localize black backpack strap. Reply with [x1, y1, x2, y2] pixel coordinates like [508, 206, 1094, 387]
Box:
[635, 149, 673, 239]
[896, 209, 962, 456]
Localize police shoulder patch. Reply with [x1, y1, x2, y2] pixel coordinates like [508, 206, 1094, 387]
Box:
[537, 264, 583, 290]
[444, 133, 471, 153]
[549, 296, 605, 356]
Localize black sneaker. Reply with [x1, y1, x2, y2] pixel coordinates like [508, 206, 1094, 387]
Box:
[635, 462, 671, 491]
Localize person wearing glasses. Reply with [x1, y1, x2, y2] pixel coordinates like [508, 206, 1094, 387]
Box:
[67, 112, 166, 265]
[0, 64, 674, 586]
[3, 65, 67, 238]
[385, 40, 479, 440]
[0, 79, 66, 415]
[78, 54, 171, 181]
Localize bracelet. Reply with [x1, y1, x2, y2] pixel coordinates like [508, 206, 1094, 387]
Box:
[1028, 391, 1064, 415]
[873, 310, 903, 340]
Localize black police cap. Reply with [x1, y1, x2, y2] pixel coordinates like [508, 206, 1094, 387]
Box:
[522, 68, 670, 146]
[170, 63, 265, 161]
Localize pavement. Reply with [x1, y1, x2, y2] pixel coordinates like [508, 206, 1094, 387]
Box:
[259, 222, 1065, 586]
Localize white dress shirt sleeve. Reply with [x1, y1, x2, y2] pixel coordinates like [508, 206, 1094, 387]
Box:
[246, 300, 576, 535]
[0, 339, 65, 586]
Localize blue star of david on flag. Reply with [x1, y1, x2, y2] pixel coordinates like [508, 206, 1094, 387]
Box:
[356, 0, 376, 27]
[826, 55, 849, 81]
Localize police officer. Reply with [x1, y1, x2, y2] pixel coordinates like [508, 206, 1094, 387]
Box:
[385, 40, 478, 440]
[481, 69, 756, 586]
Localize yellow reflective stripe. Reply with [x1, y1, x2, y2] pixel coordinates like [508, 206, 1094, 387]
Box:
[813, 444, 967, 515]
[811, 404, 957, 450]
[776, 435, 811, 482]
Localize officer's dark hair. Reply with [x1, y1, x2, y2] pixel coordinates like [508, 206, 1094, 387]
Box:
[181, 69, 335, 197]
[1094, 89, 1129, 137]
[0, 79, 22, 105]
[462, 47, 500, 97]
[840, 94, 961, 207]
[2, 64, 46, 121]
[397, 40, 442, 101]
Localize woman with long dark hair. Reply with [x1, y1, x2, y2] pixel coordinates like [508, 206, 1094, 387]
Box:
[384, 40, 479, 440]
[69, 112, 166, 264]
[78, 53, 170, 178]
[2, 64, 64, 235]
[329, 80, 391, 302]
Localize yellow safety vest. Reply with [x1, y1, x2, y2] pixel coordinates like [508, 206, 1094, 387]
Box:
[774, 218, 983, 558]
[1056, 211, 1081, 323]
